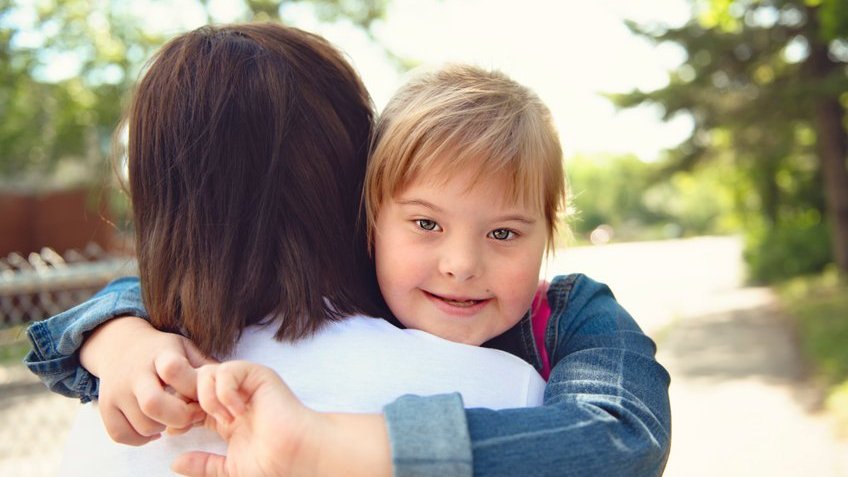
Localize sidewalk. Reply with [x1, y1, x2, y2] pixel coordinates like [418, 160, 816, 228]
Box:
[659, 286, 848, 476]
[0, 363, 77, 477]
[549, 236, 848, 476]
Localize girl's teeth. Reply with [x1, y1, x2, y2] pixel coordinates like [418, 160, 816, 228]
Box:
[443, 298, 477, 307]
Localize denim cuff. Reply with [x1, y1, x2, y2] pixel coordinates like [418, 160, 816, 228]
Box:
[384, 393, 473, 477]
[25, 318, 99, 402]
[23, 276, 147, 402]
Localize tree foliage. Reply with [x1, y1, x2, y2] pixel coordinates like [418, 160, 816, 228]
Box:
[566, 154, 736, 243]
[1, 0, 160, 185]
[614, 0, 848, 281]
[0, 0, 387, 186]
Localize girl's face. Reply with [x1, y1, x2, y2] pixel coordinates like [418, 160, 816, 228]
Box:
[373, 167, 547, 346]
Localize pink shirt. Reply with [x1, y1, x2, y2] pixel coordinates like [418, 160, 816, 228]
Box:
[531, 281, 552, 380]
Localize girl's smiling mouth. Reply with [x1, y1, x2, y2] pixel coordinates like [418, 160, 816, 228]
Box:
[422, 290, 491, 311]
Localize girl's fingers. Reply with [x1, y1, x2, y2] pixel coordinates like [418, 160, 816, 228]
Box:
[164, 425, 191, 436]
[123, 396, 169, 437]
[136, 377, 205, 429]
[172, 451, 229, 477]
[155, 350, 200, 401]
[99, 402, 161, 446]
[164, 415, 206, 436]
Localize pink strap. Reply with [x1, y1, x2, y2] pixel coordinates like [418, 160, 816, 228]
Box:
[531, 281, 551, 381]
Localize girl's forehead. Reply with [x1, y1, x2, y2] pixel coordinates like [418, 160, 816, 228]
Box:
[398, 166, 544, 213]
[406, 165, 507, 190]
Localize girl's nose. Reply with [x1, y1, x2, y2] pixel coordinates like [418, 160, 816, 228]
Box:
[438, 238, 481, 281]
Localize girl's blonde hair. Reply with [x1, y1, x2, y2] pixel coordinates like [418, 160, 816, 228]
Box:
[365, 64, 567, 250]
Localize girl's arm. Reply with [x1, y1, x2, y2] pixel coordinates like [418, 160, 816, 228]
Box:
[25, 277, 212, 444]
[384, 274, 671, 477]
[25, 277, 147, 401]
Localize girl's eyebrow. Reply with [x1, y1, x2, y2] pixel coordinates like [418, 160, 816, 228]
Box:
[397, 199, 537, 224]
[494, 215, 537, 225]
[396, 199, 443, 213]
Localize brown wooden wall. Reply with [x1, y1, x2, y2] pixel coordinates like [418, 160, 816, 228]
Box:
[0, 188, 115, 257]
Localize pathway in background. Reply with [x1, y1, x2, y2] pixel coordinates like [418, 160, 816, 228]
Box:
[0, 363, 77, 477]
[547, 236, 848, 476]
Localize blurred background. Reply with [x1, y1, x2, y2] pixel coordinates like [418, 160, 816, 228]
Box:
[1, 0, 846, 475]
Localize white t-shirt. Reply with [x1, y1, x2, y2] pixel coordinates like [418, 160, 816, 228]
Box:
[61, 315, 545, 476]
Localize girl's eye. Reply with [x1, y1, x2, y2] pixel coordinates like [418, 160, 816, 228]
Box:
[489, 228, 516, 240]
[415, 219, 440, 231]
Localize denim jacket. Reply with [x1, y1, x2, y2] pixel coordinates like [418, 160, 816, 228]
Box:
[26, 274, 671, 477]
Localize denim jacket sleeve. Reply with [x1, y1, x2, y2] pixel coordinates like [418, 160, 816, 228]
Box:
[24, 276, 147, 402]
[382, 274, 672, 477]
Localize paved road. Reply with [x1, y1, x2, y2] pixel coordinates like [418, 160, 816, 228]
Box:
[3, 236, 847, 476]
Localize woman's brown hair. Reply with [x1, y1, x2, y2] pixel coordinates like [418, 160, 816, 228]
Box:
[127, 23, 383, 356]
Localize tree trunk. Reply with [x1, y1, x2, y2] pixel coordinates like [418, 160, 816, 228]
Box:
[806, 24, 848, 273]
[814, 98, 848, 273]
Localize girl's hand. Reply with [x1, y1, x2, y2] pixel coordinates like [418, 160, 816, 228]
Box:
[80, 317, 215, 445]
[172, 361, 392, 477]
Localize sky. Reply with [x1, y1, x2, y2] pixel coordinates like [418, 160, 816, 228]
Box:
[283, 0, 697, 162]
[11, 0, 698, 162]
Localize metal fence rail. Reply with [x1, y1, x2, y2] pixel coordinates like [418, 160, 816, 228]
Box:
[0, 244, 137, 327]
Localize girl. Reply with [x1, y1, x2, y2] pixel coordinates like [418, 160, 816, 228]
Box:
[26, 27, 671, 477]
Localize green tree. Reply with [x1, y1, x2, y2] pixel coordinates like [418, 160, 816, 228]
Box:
[614, 0, 848, 279]
[567, 154, 658, 234]
[0, 0, 162, 184]
[566, 153, 733, 242]
[0, 0, 388, 185]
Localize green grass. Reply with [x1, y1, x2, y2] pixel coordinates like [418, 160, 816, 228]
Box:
[778, 267, 848, 434]
[0, 325, 31, 365]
